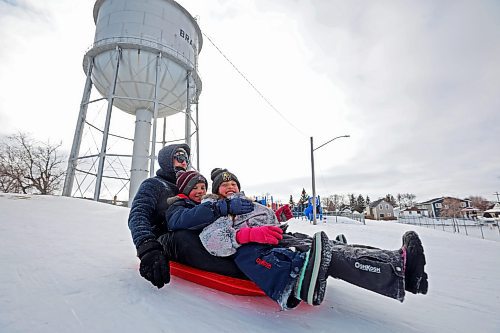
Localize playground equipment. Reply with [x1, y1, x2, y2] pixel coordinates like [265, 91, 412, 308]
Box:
[304, 196, 322, 221]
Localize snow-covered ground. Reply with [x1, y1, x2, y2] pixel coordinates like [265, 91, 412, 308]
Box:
[1, 193, 499, 333]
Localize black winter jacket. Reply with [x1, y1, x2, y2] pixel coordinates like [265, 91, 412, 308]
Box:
[127, 143, 189, 249]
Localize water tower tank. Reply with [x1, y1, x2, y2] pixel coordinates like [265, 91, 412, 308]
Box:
[86, 0, 203, 116]
[63, 0, 203, 204]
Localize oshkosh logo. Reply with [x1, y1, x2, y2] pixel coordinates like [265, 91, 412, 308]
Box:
[256, 258, 272, 269]
[355, 261, 381, 274]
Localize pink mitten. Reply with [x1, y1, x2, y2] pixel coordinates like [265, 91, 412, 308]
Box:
[236, 226, 283, 245]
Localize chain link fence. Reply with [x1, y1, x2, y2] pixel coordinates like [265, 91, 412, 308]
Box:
[397, 216, 500, 242]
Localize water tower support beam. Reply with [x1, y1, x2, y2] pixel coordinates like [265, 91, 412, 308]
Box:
[162, 117, 167, 147]
[195, 102, 200, 171]
[149, 52, 162, 177]
[129, 108, 152, 204]
[94, 46, 121, 201]
[63, 58, 94, 197]
[185, 71, 192, 154]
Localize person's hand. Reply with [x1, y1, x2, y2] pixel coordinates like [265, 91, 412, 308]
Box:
[275, 205, 293, 222]
[236, 226, 283, 245]
[216, 197, 254, 216]
[137, 240, 170, 289]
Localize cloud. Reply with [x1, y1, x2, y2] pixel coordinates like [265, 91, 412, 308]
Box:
[0, 1, 52, 62]
[251, 0, 500, 200]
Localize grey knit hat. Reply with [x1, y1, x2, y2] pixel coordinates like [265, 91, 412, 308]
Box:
[211, 168, 241, 194]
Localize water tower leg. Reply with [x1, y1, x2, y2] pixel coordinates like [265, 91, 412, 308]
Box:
[63, 59, 94, 197]
[162, 117, 167, 147]
[94, 46, 120, 201]
[149, 53, 162, 178]
[129, 108, 153, 204]
[185, 71, 192, 151]
[195, 102, 200, 171]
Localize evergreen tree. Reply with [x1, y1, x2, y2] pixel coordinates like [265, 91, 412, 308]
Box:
[366, 195, 371, 207]
[289, 195, 295, 207]
[349, 193, 356, 210]
[298, 188, 309, 211]
[356, 194, 366, 213]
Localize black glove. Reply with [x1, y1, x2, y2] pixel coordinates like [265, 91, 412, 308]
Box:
[137, 240, 170, 289]
[215, 197, 254, 216]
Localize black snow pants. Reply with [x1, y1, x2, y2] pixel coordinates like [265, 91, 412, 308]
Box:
[158, 229, 247, 279]
[159, 230, 405, 301]
[280, 232, 406, 301]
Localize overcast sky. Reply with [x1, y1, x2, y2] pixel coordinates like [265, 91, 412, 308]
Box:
[1, 0, 499, 203]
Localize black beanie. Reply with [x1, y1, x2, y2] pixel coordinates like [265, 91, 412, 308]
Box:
[211, 168, 241, 194]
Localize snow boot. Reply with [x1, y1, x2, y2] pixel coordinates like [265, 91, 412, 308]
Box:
[335, 234, 347, 244]
[327, 244, 406, 301]
[295, 231, 332, 305]
[402, 231, 428, 294]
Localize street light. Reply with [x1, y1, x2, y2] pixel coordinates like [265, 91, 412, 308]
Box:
[310, 135, 350, 225]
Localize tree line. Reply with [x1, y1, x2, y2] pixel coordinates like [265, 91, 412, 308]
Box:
[288, 189, 419, 213]
[288, 189, 492, 215]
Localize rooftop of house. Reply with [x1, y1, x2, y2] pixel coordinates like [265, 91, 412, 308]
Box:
[369, 198, 393, 208]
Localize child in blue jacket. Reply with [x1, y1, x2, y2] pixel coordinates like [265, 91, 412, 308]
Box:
[165, 169, 331, 309]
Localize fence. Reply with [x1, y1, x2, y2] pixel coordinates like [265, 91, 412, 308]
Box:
[397, 216, 500, 241]
[294, 211, 365, 224]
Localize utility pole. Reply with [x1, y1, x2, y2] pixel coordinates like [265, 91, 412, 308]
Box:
[310, 134, 350, 225]
[494, 192, 500, 203]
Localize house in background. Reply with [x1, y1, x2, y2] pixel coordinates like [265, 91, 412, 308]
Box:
[366, 199, 394, 220]
[417, 197, 471, 218]
[401, 207, 425, 217]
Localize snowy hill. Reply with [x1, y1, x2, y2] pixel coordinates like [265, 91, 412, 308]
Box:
[1, 193, 499, 333]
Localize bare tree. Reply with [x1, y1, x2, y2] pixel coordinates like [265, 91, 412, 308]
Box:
[440, 197, 463, 218]
[0, 133, 66, 195]
[0, 136, 30, 193]
[469, 196, 490, 211]
[397, 193, 417, 209]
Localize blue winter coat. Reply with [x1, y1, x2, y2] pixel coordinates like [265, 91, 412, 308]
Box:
[127, 143, 190, 249]
[165, 195, 219, 231]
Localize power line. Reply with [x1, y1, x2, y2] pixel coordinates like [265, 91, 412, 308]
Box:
[202, 31, 307, 137]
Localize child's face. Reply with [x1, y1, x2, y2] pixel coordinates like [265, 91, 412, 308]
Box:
[218, 180, 240, 198]
[188, 182, 207, 203]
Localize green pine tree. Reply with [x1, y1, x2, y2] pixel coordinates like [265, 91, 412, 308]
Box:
[349, 194, 356, 210]
[298, 188, 309, 211]
[356, 194, 366, 213]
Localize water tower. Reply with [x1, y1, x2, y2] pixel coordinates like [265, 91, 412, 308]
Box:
[62, 0, 202, 204]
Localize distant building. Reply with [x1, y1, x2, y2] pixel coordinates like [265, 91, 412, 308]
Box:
[366, 199, 394, 220]
[401, 207, 425, 217]
[417, 197, 471, 218]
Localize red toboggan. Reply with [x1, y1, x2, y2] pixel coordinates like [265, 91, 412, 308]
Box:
[170, 262, 266, 296]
